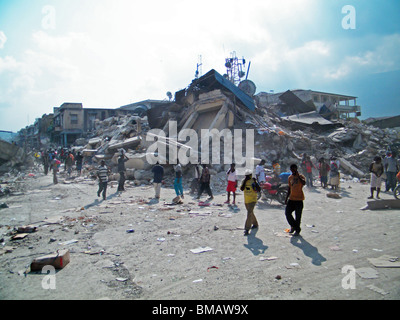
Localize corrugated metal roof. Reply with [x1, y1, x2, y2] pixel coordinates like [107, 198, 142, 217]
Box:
[194, 69, 256, 112]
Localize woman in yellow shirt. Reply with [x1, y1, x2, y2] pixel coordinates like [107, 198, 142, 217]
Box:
[285, 164, 306, 236]
[240, 169, 261, 236]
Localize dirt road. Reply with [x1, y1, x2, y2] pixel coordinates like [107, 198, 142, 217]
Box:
[1, 171, 399, 300]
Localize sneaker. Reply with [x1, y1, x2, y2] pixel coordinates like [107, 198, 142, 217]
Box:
[224, 200, 230, 204]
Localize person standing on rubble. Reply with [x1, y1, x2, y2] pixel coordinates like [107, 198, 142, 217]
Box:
[225, 163, 238, 205]
[384, 151, 399, 193]
[97, 160, 109, 200]
[197, 164, 213, 201]
[117, 151, 129, 192]
[173, 160, 184, 199]
[240, 169, 261, 236]
[368, 156, 384, 199]
[152, 162, 164, 199]
[285, 164, 306, 236]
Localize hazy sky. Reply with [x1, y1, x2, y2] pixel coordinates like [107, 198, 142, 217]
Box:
[0, 0, 399, 132]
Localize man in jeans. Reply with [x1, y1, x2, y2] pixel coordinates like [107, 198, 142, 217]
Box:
[97, 160, 109, 200]
[384, 151, 399, 192]
[285, 164, 306, 236]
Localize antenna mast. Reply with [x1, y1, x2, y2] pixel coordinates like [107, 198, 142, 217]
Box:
[195, 55, 203, 79]
[224, 51, 246, 85]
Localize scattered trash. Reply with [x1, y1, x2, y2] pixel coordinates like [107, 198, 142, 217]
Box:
[59, 239, 79, 246]
[126, 229, 135, 233]
[198, 202, 211, 207]
[207, 266, 219, 271]
[0, 203, 8, 209]
[327, 193, 342, 199]
[11, 233, 28, 240]
[259, 256, 278, 261]
[366, 284, 389, 296]
[17, 225, 37, 233]
[192, 279, 203, 283]
[190, 246, 213, 254]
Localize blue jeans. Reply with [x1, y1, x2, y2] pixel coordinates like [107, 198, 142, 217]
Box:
[174, 177, 183, 196]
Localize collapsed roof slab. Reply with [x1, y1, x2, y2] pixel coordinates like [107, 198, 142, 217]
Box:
[191, 69, 256, 112]
[179, 90, 235, 133]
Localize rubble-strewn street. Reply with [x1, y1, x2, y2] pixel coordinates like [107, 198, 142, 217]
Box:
[0, 165, 399, 300]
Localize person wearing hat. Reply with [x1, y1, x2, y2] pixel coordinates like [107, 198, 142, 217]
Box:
[240, 169, 261, 236]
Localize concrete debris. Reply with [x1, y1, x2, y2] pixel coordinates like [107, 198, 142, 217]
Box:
[2, 69, 400, 190]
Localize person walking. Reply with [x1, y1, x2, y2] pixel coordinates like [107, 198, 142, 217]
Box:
[225, 163, 238, 204]
[51, 154, 60, 185]
[152, 162, 164, 199]
[117, 151, 129, 192]
[75, 151, 83, 176]
[65, 151, 74, 176]
[97, 160, 109, 200]
[42, 150, 49, 175]
[285, 164, 306, 236]
[240, 169, 261, 236]
[368, 156, 384, 199]
[197, 164, 213, 200]
[173, 160, 184, 199]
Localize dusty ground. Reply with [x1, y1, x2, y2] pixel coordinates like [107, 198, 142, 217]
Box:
[0, 169, 399, 300]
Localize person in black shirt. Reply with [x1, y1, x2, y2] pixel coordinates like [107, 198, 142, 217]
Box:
[152, 162, 164, 199]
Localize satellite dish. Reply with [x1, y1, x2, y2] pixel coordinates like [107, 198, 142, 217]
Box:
[238, 80, 256, 96]
[166, 91, 173, 101]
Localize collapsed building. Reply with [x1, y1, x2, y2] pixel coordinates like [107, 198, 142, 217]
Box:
[69, 69, 400, 185]
[2, 68, 400, 189]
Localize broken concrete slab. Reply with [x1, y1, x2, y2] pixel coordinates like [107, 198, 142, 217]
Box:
[339, 157, 365, 178]
[107, 136, 142, 151]
[30, 249, 70, 271]
[361, 199, 400, 210]
[368, 255, 400, 268]
[356, 267, 379, 279]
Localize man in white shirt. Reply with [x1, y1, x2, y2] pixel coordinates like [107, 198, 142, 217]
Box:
[225, 163, 238, 204]
[255, 160, 266, 184]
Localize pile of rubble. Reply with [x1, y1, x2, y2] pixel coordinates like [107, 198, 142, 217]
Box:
[2, 69, 399, 190]
[67, 70, 400, 189]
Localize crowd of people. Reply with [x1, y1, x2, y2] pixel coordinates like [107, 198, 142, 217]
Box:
[37, 146, 400, 238]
